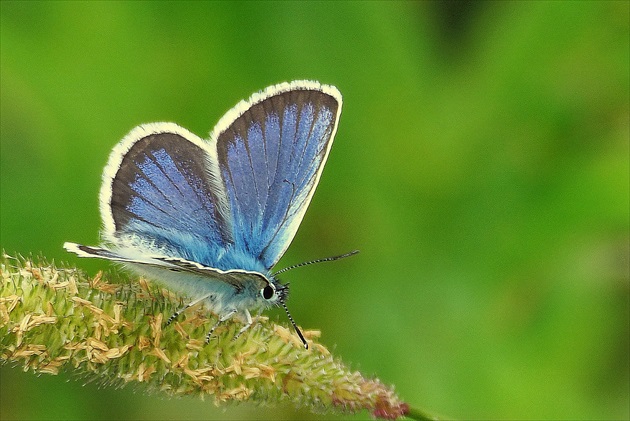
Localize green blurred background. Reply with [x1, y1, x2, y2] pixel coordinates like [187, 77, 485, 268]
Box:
[1, 1, 628, 420]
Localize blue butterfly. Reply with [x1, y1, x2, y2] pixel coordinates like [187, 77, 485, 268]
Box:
[64, 80, 352, 349]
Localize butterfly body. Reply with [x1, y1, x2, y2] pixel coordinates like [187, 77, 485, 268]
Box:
[124, 257, 278, 316]
[65, 81, 342, 346]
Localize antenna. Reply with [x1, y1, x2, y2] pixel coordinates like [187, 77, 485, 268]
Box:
[272, 250, 359, 276]
[281, 301, 308, 349]
[274, 249, 359, 349]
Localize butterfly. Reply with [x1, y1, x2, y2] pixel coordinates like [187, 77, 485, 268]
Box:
[64, 80, 354, 349]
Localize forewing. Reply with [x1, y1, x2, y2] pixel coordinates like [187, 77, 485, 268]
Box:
[101, 123, 233, 268]
[213, 81, 342, 269]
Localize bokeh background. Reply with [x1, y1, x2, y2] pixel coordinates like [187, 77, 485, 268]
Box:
[1, 1, 628, 420]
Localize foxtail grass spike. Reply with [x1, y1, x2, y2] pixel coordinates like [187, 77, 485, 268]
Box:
[0, 252, 430, 420]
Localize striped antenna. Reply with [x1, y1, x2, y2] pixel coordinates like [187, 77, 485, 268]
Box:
[280, 300, 308, 349]
[272, 250, 359, 276]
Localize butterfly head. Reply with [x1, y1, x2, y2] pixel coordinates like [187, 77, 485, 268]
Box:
[259, 275, 307, 348]
[259, 278, 289, 306]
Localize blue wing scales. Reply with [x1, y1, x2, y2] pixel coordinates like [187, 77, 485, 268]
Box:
[77, 82, 341, 276]
[103, 126, 234, 269]
[214, 84, 341, 269]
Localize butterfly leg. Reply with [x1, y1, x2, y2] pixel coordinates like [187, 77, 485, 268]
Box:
[166, 293, 213, 326]
[205, 308, 237, 344]
[232, 309, 253, 342]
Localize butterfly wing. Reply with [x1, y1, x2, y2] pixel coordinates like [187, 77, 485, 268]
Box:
[99, 123, 235, 269]
[212, 81, 342, 269]
[73, 80, 341, 274]
[63, 242, 269, 294]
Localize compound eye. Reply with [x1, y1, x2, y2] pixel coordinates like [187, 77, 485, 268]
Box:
[261, 286, 275, 300]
